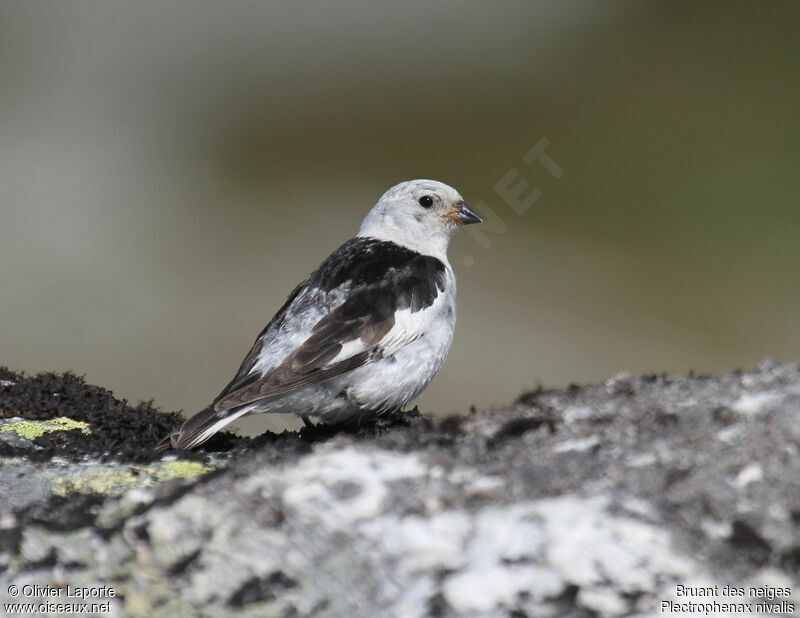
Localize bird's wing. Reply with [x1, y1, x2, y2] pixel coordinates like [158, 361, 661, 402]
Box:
[211, 237, 448, 412]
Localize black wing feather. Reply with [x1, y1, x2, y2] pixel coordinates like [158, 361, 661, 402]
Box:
[212, 237, 446, 411]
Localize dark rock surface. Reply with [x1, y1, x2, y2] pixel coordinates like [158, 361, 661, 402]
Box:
[2, 362, 800, 617]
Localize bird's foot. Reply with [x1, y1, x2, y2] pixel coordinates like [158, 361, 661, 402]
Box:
[298, 414, 345, 442]
[403, 405, 422, 419]
[378, 405, 423, 426]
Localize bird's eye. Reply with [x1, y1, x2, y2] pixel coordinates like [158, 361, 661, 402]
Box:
[418, 195, 434, 208]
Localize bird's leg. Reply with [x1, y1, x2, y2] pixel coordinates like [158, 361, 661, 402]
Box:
[403, 405, 422, 419]
[381, 406, 422, 425]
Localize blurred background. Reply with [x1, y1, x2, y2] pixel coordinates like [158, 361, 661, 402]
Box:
[2, 1, 799, 433]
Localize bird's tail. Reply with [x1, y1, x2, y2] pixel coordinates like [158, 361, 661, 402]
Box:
[156, 405, 251, 451]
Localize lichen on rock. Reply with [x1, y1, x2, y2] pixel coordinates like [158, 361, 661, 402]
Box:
[1, 416, 90, 440]
[2, 361, 800, 617]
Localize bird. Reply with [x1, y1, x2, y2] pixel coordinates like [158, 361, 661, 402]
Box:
[158, 179, 481, 450]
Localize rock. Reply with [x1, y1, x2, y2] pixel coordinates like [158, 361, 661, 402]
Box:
[2, 362, 800, 617]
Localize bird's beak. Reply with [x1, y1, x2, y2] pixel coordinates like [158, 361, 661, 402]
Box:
[445, 201, 483, 225]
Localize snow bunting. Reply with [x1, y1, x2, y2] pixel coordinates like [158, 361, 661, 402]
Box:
[159, 179, 481, 450]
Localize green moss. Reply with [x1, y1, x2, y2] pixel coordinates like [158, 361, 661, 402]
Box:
[52, 467, 149, 497]
[51, 461, 215, 497]
[157, 460, 214, 480]
[0, 417, 90, 440]
[50, 417, 91, 433]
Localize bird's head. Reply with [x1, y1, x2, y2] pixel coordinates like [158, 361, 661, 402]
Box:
[358, 179, 482, 258]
